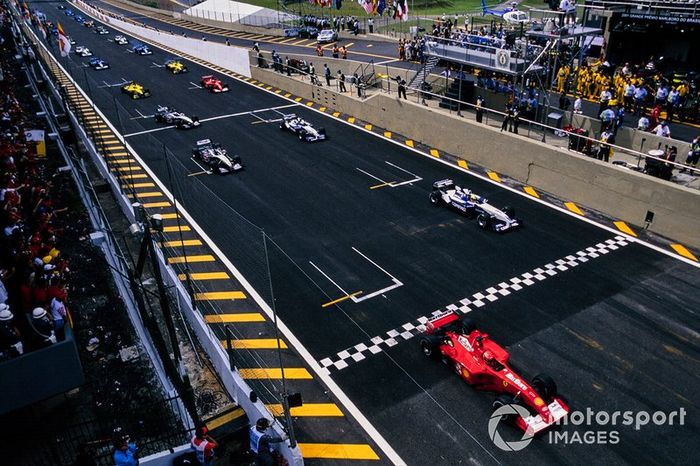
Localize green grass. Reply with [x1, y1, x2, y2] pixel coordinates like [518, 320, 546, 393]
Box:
[239, 0, 500, 18]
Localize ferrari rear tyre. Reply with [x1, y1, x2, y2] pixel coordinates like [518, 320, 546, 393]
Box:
[458, 317, 475, 334]
[531, 374, 557, 403]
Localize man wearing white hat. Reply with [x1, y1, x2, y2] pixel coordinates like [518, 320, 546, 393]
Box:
[30, 307, 56, 347]
[0, 304, 23, 359]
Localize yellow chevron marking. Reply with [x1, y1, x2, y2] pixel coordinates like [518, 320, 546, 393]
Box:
[564, 202, 584, 216]
[524, 186, 539, 198]
[160, 239, 202, 247]
[267, 403, 343, 417]
[487, 171, 501, 182]
[238, 368, 313, 379]
[613, 221, 637, 237]
[457, 159, 468, 169]
[298, 443, 379, 460]
[178, 272, 230, 281]
[204, 313, 264, 323]
[194, 291, 246, 301]
[430, 149, 439, 158]
[222, 339, 288, 349]
[405, 140, 414, 148]
[670, 244, 698, 261]
[168, 255, 215, 264]
[384, 131, 392, 138]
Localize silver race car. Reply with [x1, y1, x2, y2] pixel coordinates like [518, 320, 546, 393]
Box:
[279, 114, 327, 142]
[430, 179, 521, 232]
[154, 105, 200, 129]
[114, 35, 128, 45]
[74, 46, 92, 57]
[192, 139, 242, 174]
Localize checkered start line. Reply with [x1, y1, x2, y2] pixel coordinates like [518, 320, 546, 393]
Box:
[318, 235, 631, 374]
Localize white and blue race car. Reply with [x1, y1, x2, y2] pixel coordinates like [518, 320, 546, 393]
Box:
[132, 44, 153, 55]
[279, 114, 327, 142]
[430, 179, 521, 232]
[88, 57, 110, 70]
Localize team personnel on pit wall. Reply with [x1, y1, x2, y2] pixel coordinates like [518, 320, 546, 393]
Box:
[249, 418, 284, 466]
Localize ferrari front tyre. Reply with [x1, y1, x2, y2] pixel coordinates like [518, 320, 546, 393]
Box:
[419, 337, 439, 360]
[531, 374, 557, 403]
[492, 394, 516, 421]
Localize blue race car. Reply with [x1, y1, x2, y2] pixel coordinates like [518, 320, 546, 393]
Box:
[88, 57, 110, 70]
[64, 9, 74, 16]
[132, 44, 153, 56]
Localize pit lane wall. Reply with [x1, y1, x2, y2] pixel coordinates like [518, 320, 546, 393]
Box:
[251, 66, 700, 249]
[75, 0, 252, 78]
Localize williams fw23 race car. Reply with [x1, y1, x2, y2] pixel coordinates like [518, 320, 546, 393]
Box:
[154, 106, 200, 129]
[121, 81, 151, 99]
[192, 139, 242, 174]
[279, 114, 327, 142]
[430, 179, 520, 232]
[420, 311, 570, 436]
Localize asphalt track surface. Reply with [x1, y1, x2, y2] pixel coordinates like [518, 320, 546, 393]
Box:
[87, 0, 700, 143]
[36, 3, 700, 464]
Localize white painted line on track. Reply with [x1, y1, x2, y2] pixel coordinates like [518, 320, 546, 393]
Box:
[350, 247, 403, 303]
[309, 260, 352, 297]
[356, 167, 388, 185]
[122, 104, 300, 137]
[190, 157, 212, 175]
[35, 15, 406, 459]
[319, 235, 632, 373]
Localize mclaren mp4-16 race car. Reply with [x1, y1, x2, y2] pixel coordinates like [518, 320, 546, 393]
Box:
[121, 82, 151, 99]
[154, 106, 200, 129]
[430, 179, 520, 232]
[88, 57, 110, 70]
[420, 311, 570, 436]
[165, 59, 188, 74]
[192, 139, 242, 174]
[200, 75, 229, 93]
[74, 46, 92, 57]
[279, 114, 327, 142]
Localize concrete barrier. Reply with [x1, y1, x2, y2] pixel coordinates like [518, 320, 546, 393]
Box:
[78, 1, 252, 77]
[252, 66, 700, 248]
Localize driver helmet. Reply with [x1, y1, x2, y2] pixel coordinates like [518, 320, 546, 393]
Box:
[482, 350, 495, 363]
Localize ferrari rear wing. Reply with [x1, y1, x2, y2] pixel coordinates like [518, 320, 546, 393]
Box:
[425, 310, 459, 333]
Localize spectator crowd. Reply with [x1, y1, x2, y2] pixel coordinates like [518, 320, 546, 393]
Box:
[0, 6, 72, 361]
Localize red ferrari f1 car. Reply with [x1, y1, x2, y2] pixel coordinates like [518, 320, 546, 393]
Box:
[200, 75, 229, 93]
[420, 311, 569, 435]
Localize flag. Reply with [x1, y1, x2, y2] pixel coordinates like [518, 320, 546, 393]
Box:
[57, 22, 70, 57]
[363, 0, 374, 14]
[377, 0, 386, 15]
[401, 0, 408, 21]
[25, 129, 46, 157]
[394, 0, 402, 20]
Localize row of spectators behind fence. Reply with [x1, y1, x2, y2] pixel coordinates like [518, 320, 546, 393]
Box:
[0, 5, 73, 361]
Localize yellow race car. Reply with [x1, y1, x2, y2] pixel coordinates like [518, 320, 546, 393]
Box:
[121, 81, 151, 99]
[165, 59, 188, 74]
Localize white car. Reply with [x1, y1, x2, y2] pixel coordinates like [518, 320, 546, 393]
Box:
[317, 29, 338, 44]
[430, 179, 521, 232]
[114, 35, 128, 45]
[279, 114, 327, 142]
[74, 46, 92, 57]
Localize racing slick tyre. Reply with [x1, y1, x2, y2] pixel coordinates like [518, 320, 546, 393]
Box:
[502, 206, 515, 218]
[492, 395, 517, 421]
[298, 132, 306, 141]
[419, 337, 440, 360]
[429, 191, 443, 206]
[132, 94, 139, 100]
[477, 214, 491, 230]
[531, 373, 557, 403]
[458, 317, 476, 334]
